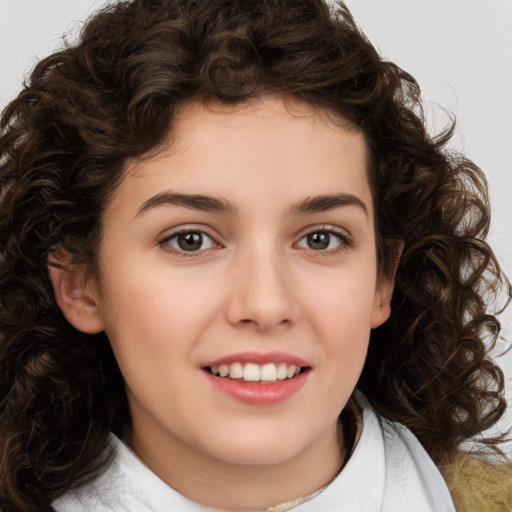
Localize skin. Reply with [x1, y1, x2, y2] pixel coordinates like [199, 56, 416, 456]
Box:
[50, 96, 395, 510]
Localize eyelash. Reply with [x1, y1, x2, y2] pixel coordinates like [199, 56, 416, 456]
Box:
[158, 229, 220, 257]
[295, 227, 352, 255]
[158, 226, 353, 257]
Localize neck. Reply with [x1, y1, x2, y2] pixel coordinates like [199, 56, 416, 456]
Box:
[125, 421, 345, 511]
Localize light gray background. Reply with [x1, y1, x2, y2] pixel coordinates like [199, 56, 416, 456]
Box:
[1, 0, 511, 449]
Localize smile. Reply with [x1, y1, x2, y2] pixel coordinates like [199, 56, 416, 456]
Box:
[207, 362, 304, 383]
[202, 353, 311, 405]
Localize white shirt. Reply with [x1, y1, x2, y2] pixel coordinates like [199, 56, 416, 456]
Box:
[53, 394, 456, 512]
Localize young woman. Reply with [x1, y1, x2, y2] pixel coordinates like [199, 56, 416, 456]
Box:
[0, 0, 510, 511]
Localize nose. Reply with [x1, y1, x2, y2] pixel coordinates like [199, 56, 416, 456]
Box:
[225, 248, 298, 332]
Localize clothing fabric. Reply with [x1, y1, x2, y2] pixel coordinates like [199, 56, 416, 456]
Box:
[52, 393, 455, 512]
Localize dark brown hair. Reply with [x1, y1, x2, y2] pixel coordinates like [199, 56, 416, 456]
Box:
[0, 0, 510, 510]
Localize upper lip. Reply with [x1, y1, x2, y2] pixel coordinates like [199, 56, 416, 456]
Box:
[202, 351, 310, 368]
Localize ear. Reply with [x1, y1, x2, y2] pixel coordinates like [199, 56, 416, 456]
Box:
[370, 241, 403, 329]
[370, 275, 395, 328]
[47, 250, 105, 334]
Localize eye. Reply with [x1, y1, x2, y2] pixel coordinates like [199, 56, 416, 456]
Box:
[296, 230, 348, 251]
[161, 230, 216, 252]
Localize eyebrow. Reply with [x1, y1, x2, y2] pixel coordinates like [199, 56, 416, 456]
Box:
[136, 192, 238, 217]
[288, 193, 369, 217]
[136, 191, 368, 218]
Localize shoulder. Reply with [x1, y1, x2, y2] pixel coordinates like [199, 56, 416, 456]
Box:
[51, 435, 198, 512]
[354, 392, 512, 512]
[353, 391, 456, 512]
[441, 453, 512, 512]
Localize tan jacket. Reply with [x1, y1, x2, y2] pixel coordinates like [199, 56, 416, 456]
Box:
[443, 455, 512, 512]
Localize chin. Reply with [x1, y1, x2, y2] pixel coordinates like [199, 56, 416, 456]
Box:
[204, 431, 311, 467]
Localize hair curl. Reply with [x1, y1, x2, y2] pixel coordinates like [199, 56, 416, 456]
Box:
[0, 0, 510, 509]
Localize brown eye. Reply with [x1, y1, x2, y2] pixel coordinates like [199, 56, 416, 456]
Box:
[297, 230, 349, 251]
[306, 232, 331, 250]
[164, 231, 215, 252]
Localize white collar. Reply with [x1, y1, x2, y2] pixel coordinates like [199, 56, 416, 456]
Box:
[53, 392, 455, 512]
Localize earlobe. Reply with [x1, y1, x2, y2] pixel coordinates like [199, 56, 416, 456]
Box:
[370, 278, 394, 329]
[370, 241, 403, 329]
[47, 252, 105, 334]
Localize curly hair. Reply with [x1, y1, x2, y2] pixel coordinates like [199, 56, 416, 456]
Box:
[0, 0, 510, 509]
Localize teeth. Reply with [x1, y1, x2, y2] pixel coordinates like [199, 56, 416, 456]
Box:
[260, 363, 277, 381]
[208, 362, 304, 382]
[244, 363, 260, 382]
[229, 362, 244, 379]
[276, 363, 288, 380]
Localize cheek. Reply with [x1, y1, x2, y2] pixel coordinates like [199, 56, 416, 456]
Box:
[98, 266, 222, 353]
[307, 270, 378, 333]
[302, 267, 377, 382]
[96, 270, 215, 409]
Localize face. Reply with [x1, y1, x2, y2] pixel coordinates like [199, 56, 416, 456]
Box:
[53, 96, 394, 486]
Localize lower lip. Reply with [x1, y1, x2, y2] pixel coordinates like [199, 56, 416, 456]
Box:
[203, 370, 309, 405]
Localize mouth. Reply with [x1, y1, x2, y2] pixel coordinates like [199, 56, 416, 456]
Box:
[204, 362, 310, 383]
[201, 353, 311, 404]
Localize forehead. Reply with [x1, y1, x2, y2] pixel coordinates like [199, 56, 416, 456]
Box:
[173, 96, 352, 136]
[113, 96, 372, 217]
[163, 96, 364, 162]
